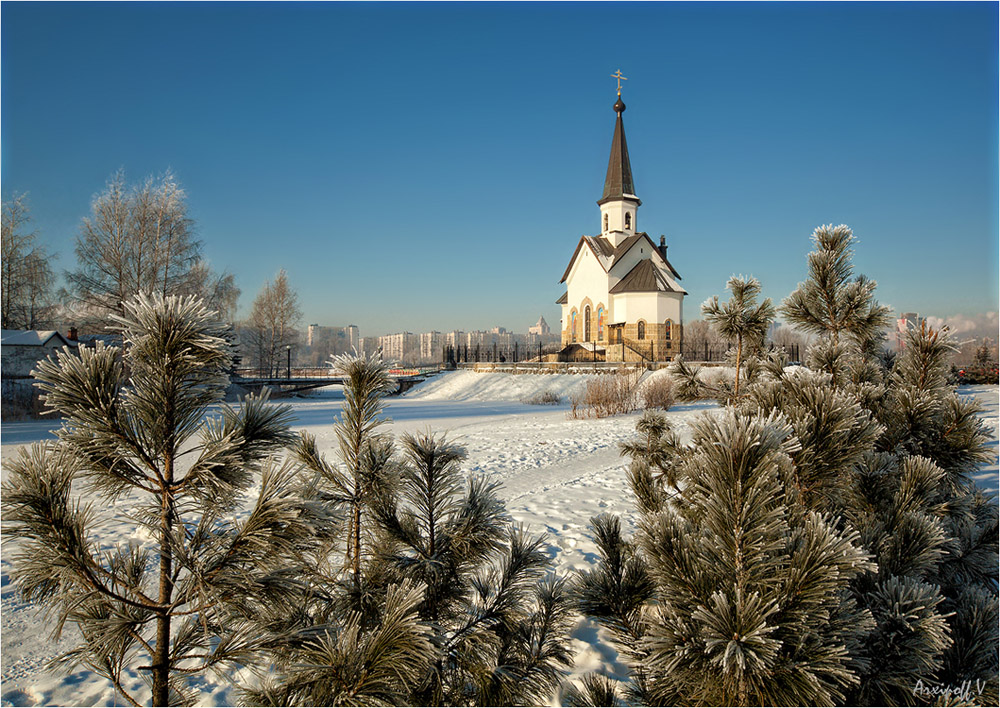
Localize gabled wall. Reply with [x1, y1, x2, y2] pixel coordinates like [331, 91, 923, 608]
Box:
[608, 238, 684, 294]
[562, 245, 612, 346]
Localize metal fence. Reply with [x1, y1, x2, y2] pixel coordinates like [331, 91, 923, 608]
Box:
[442, 342, 799, 366]
[442, 342, 556, 366]
[233, 367, 340, 380]
[684, 343, 799, 363]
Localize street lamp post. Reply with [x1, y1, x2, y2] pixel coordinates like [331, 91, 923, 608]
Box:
[286, 345, 291, 380]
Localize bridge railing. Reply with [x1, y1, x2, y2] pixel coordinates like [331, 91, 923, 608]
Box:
[233, 366, 441, 381]
[233, 367, 339, 380]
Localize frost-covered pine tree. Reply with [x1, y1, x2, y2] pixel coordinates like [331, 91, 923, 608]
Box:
[739, 228, 998, 705]
[1, 294, 320, 707]
[781, 224, 893, 352]
[237, 577, 437, 707]
[581, 224, 997, 706]
[294, 350, 398, 576]
[734, 326, 998, 705]
[235, 352, 441, 706]
[619, 410, 684, 505]
[671, 275, 776, 401]
[576, 410, 874, 706]
[853, 324, 996, 705]
[246, 360, 572, 706]
[374, 431, 573, 706]
[701, 275, 775, 397]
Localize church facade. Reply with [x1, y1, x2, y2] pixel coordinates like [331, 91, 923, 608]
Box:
[557, 89, 686, 361]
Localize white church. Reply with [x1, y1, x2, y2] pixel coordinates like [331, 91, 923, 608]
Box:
[557, 83, 686, 361]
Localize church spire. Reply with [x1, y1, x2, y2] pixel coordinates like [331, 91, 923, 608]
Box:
[598, 90, 638, 206]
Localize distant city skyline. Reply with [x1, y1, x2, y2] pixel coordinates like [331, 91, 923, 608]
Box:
[2, 1, 997, 337]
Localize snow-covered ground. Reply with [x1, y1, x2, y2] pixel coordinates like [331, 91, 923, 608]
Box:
[962, 384, 1000, 496]
[1, 373, 997, 706]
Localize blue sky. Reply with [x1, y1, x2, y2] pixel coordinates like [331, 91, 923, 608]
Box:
[2, 1, 997, 336]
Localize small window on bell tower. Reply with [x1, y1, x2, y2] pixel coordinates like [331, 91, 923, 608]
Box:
[625, 212, 632, 229]
[603, 214, 608, 232]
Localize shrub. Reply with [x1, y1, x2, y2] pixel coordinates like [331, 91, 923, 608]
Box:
[522, 390, 561, 405]
[956, 365, 1000, 385]
[570, 371, 640, 418]
[639, 373, 673, 410]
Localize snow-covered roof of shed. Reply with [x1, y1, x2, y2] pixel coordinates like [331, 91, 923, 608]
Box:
[77, 334, 120, 347]
[0, 330, 77, 347]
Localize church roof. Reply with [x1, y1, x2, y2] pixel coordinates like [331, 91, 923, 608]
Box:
[589, 235, 616, 260]
[610, 259, 683, 295]
[611, 232, 645, 264]
[556, 292, 568, 305]
[559, 231, 683, 284]
[611, 232, 683, 281]
[598, 97, 639, 206]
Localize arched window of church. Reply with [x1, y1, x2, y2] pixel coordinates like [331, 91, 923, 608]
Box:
[603, 214, 608, 232]
[585, 306, 592, 341]
[664, 319, 672, 341]
[597, 307, 605, 341]
[571, 310, 577, 342]
[637, 320, 646, 340]
[625, 212, 631, 229]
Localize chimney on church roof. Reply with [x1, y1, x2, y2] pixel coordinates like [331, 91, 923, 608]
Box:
[659, 235, 668, 260]
[598, 95, 639, 206]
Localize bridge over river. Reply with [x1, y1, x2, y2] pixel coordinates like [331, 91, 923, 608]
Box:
[231, 367, 441, 396]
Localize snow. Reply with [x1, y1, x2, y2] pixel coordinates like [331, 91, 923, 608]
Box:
[402, 369, 601, 403]
[0, 331, 77, 348]
[1, 373, 996, 706]
[959, 384, 999, 496]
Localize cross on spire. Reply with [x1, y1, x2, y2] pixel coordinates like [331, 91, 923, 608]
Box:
[611, 70, 628, 96]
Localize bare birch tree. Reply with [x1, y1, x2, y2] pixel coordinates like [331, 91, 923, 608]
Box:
[244, 269, 301, 376]
[1, 193, 56, 329]
[186, 262, 240, 323]
[64, 170, 239, 325]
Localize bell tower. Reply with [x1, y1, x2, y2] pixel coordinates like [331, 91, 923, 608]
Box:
[598, 74, 640, 247]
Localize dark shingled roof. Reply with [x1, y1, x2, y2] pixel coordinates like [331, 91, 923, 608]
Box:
[560, 231, 686, 285]
[590, 235, 615, 259]
[556, 291, 568, 305]
[611, 232, 645, 265]
[598, 99, 639, 206]
[609, 259, 677, 294]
